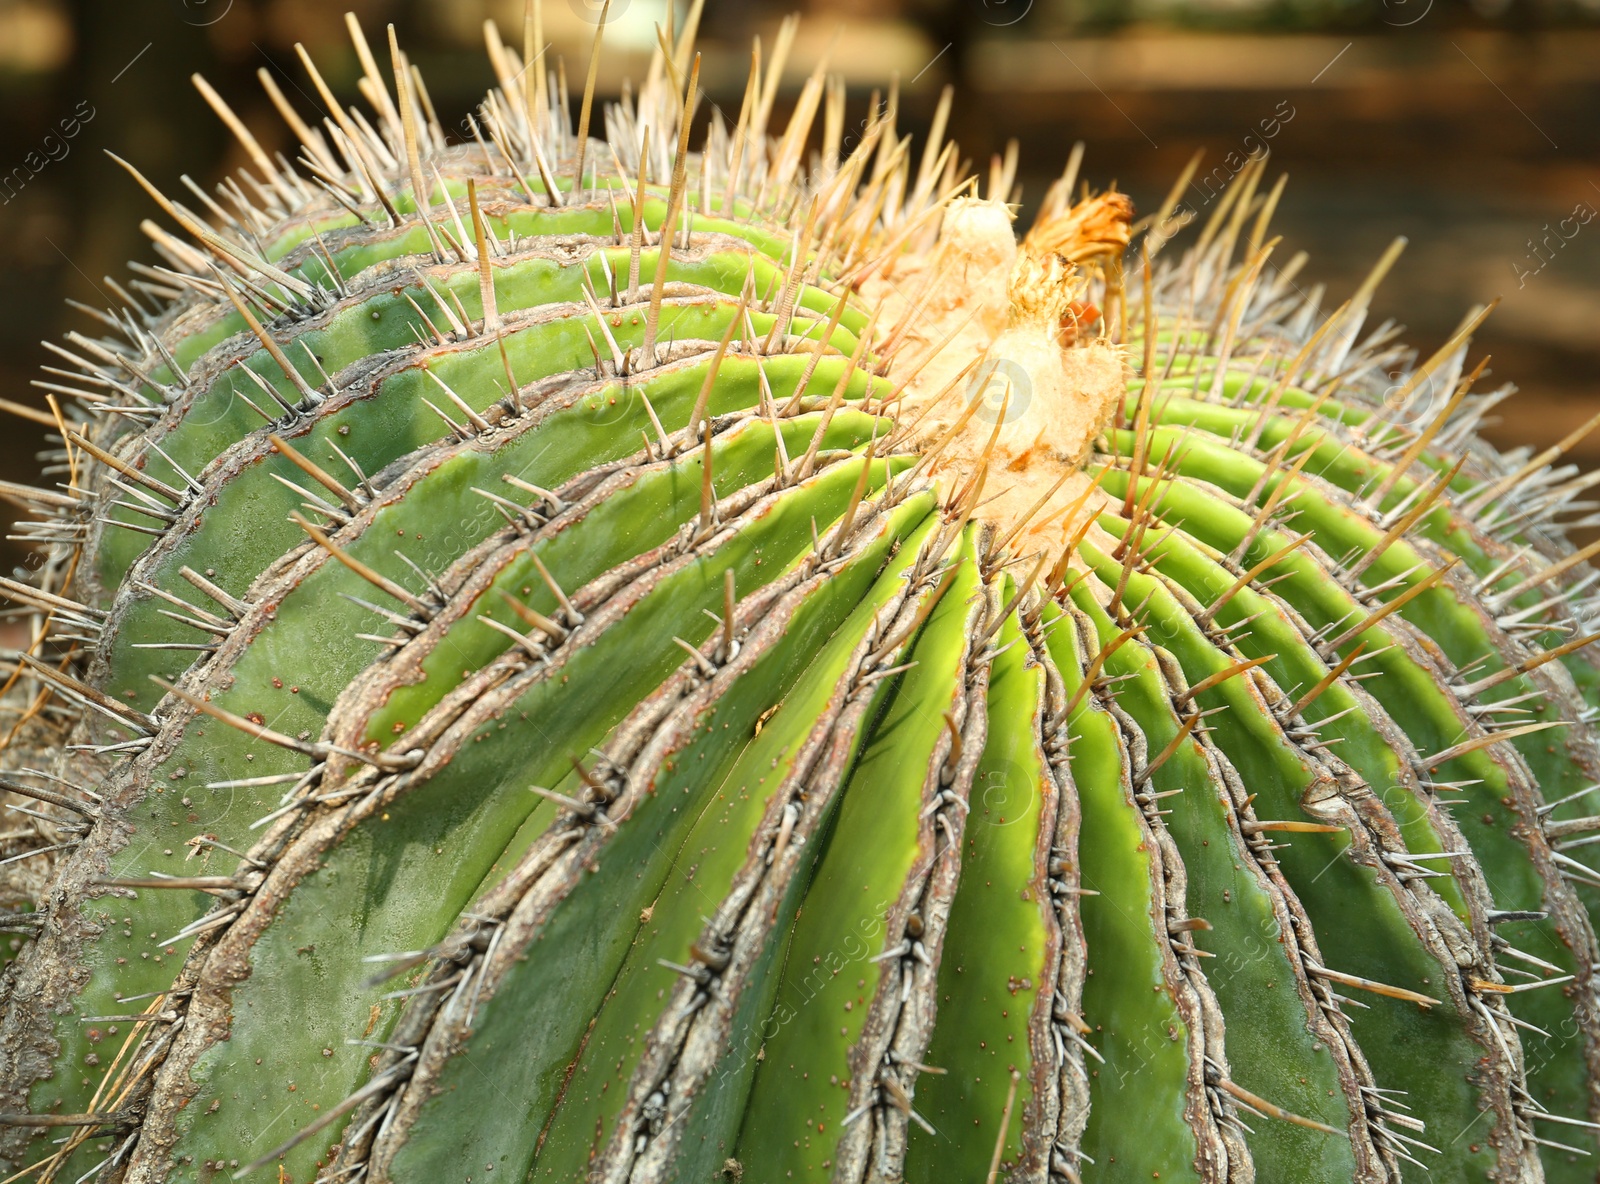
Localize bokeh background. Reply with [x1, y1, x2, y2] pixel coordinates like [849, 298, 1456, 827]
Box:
[0, 0, 1596, 572]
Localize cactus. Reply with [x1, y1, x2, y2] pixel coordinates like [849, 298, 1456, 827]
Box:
[0, 8, 1597, 1183]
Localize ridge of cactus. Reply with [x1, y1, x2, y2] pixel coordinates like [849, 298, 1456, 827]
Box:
[0, 6, 1598, 1183]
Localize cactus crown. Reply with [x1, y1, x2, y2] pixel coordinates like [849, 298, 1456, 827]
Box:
[1, 8, 1599, 1184]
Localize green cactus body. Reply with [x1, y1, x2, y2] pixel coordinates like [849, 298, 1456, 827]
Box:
[1046, 598, 1208, 1183]
[904, 593, 1059, 1182]
[1, 13, 1598, 1184]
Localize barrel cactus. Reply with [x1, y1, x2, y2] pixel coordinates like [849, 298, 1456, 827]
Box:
[0, 7, 1597, 1183]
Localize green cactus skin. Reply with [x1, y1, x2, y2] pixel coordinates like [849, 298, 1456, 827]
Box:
[1, 12, 1598, 1184]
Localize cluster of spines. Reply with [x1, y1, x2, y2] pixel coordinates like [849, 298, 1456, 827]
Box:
[0, 6, 1032, 1179]
[1097, 156, 1600, 1181]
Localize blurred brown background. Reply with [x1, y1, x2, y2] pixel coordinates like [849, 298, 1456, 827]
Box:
[1, 0, 1597, 572]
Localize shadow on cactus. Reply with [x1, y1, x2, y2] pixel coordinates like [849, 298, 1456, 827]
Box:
[0, 5, 1596, 1183]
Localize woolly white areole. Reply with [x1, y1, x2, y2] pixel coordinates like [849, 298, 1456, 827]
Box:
[864, 196, 1129, 547]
